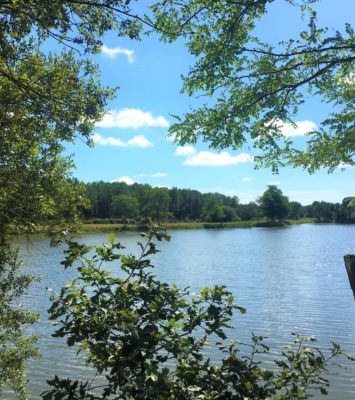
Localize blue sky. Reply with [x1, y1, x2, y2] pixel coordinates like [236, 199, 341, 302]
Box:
[66, 0, 355, 205]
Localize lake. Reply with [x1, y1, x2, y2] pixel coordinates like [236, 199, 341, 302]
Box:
[11, 224, 355, 399]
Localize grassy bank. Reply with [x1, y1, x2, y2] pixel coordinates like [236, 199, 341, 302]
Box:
[82, 218, 317, 232]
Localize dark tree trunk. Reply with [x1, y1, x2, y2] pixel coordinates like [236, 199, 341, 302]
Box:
[344, 255, 355, 297]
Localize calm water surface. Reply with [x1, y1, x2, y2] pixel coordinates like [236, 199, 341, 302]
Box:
[12, 224, 355, 399]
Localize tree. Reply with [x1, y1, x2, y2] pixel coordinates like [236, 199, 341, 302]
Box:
[310, 201, 336, 222]
[142, 188, 171, 221]
[111, 194, 140, 220]
[0, 241, 39, 399]
[151, 0, 354, 172]
[202, 195, 225, 222]
[336, 197, 355, 222]
[221, 205, 239, 222]
[288, 201, 305, 220]
[0, 43, 109, 400]
[237, 202, 261, 221]
[259, 185, 290, 221]
[169, 188, 204, 220]
[0, 1, 149, 395]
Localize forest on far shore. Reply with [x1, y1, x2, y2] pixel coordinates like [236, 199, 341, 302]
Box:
[81, 181, 355, 224]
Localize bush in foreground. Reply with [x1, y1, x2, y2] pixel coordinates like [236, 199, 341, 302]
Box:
[43, 227, 353, 399]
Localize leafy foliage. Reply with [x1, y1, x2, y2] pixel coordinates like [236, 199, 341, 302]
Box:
[141, 188, 171, 221]
[83, 181, 355, 224]
[150, 0, 355, 172]
[0, 236, 39, 400]
[83, 181, 241, 223]
[111, 194, 140, 219]
[259, 185, 290, 222]
[0, 1, 151, 396]
[43, 227, 353, 399]
[202, 195, 239, 222]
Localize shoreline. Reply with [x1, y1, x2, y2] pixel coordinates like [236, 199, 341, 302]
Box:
[81, 218, 317, 232]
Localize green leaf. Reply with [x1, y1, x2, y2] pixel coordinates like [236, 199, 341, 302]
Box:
[108, 232, 115, 245]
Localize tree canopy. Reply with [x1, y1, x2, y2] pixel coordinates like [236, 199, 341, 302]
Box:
[259, 185, 290, 221]
[0, 1, 146, 396]
[5, 1, 352, 176]
[81, 181, 355, 225]
[0, 0, 155, 234]
[150, 0, 354, 172]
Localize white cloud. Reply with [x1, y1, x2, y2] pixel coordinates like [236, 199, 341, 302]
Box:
[270, 119, 318, 137]
[101, 44, 135, 62]
[175, 145, 197, 156]
[175, 146, 253, 167]
[111, 176, 136, 185]
[242, 177, 252, 182]
[96, 108, 169, 129]
[92, 133, 153, 148]
[127, 135, 153, 148]
[182, 151, 253, 167]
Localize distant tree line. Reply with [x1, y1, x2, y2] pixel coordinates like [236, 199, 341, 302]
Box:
[82, 182, 355, 224]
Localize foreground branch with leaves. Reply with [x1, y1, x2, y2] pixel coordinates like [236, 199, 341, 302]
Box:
[151, 0, 354, 172]
[42, 227, 353, 399]
[0, 238, 39, 399]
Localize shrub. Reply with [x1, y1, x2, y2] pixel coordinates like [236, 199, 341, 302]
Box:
[43, 227, 353, 399]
